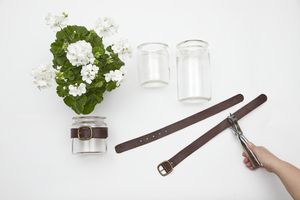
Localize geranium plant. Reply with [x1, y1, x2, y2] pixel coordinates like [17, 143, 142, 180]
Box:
[32, 13, 131, 114]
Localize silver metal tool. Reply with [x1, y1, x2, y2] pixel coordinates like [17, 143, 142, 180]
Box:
[227, 113, 263, 169]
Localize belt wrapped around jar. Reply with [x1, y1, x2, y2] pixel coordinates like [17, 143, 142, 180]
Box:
[71, 126, 108, 140]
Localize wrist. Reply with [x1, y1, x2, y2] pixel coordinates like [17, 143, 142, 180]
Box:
[270, 158, 285, 174]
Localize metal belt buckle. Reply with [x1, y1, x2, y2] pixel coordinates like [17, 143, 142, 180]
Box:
[77, 126, 93, 140]
[157, 160, 173, 176]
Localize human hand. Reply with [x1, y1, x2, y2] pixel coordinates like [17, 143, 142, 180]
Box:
[242, 143, 281, 172]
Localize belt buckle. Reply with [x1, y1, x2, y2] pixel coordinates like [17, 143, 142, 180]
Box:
[157, 160, 173, 176]
[77, 126, 93, 140]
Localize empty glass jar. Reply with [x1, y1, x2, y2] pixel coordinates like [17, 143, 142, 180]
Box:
[137, 42, 170, 87]
[71, 116, 108, 154]
[176, 40, 211, 103]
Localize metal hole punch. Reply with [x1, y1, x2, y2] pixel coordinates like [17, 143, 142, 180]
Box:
[227, 114, 263, 169]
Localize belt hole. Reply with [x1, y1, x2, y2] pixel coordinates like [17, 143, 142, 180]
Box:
[146, 138, 148, 140]
[164, 130, 168, 133]
[152, 135, 155, 138]
[139, 140, 143, 143]
[158, 132, 161, 135]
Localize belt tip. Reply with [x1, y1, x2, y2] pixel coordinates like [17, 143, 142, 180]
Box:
[260, 94, 268, 101]
[115, 145, 123, 153]
[237, 93, 244, 101]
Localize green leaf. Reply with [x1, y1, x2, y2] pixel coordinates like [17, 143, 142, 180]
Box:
[50, 41, 65, 56]
[86, 31, 103, 48]
[94, 59, 100, 66]
[54, 56, 68, 66]
[64, 69, 75, 81]
[106, 57, 114, 64]
[82, 94, 102, 114]
[106, 45, 113, 53]
[93, 46, 105, 58]
[94, 81, 103, 88]
[64, 96, 80, 114]
[56, 30, 67, 41]
[56, 85, 67, 97]
[76, 95, 87, 113]
[106, 81, 117, 91]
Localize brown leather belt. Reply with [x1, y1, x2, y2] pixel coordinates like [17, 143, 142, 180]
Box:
[71, 127, 108, 140]
[157, 94, 267, 176]
[115, 94, 244, 153]
[115, 94, 267, 176]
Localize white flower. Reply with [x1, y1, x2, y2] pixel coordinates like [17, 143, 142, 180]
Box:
[104, 69, 125, 86]
[66, 40, 95, 67]
[111, 70, 123, 82]
[112, 38, 132, 59]
[45, 12, 68, 31]
[94, 17, 118, 37]
[32, 64, 55, 90]
[119, 66, 127, 75]
[81, 64, 99, 84]
[68, 83, 86, 97]
[104, 70, 114, 82]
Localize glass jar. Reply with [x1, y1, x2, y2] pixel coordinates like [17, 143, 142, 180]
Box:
[71, 116, 108, 154]
[176, 40, 211, 103]
[137, 42, 170, 87]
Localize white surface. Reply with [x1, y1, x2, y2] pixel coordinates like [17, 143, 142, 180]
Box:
[0, 0, 300, 199]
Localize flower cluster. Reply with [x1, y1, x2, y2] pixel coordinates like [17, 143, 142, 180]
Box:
[94, 17, 118, 37]
[104, 68, 125, 86]
[66, 40, 95, 67]
[32, 13, 132, 114]
[45, 12, 68, 31]
[32, 64, 55, 90]
[68, 83, 86, 97]
[112, 39, 132, 59]
[81, 64, 99, 84]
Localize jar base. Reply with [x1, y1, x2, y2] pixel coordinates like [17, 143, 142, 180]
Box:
[72, 151, 106, 155]
[179, 96, 211, 104]
[141, 80, 168, 88]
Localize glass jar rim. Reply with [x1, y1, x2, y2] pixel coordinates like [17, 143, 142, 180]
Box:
[137, 42, 168, 52]
[177, 39, 208, 49]
[72, 116, 106, 120]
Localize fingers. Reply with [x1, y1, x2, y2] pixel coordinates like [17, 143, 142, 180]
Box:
[245, 161, 254, 170]
[241, 142, 262, 170]
[242, 154, 254, 170]
[246, 162, 252, 168]
[242, 152, 247, 157]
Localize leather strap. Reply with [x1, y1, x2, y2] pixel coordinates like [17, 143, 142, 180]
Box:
[71, 127, 108, 139]
[157, 94, 267, 176]
[115, 94, 244, 153]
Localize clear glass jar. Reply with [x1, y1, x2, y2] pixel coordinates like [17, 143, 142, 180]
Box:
[177, 40, 211, 103]
[71, 116, 107, 154]
[137, 42, 170, 87]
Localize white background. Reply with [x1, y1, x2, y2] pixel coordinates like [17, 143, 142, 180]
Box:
[0, 0, 300, 199]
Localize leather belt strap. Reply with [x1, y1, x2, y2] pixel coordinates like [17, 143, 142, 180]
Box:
[115, 94, 244, 153]
[71, 127, 108, 140]
[157, 94, 267, 176]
